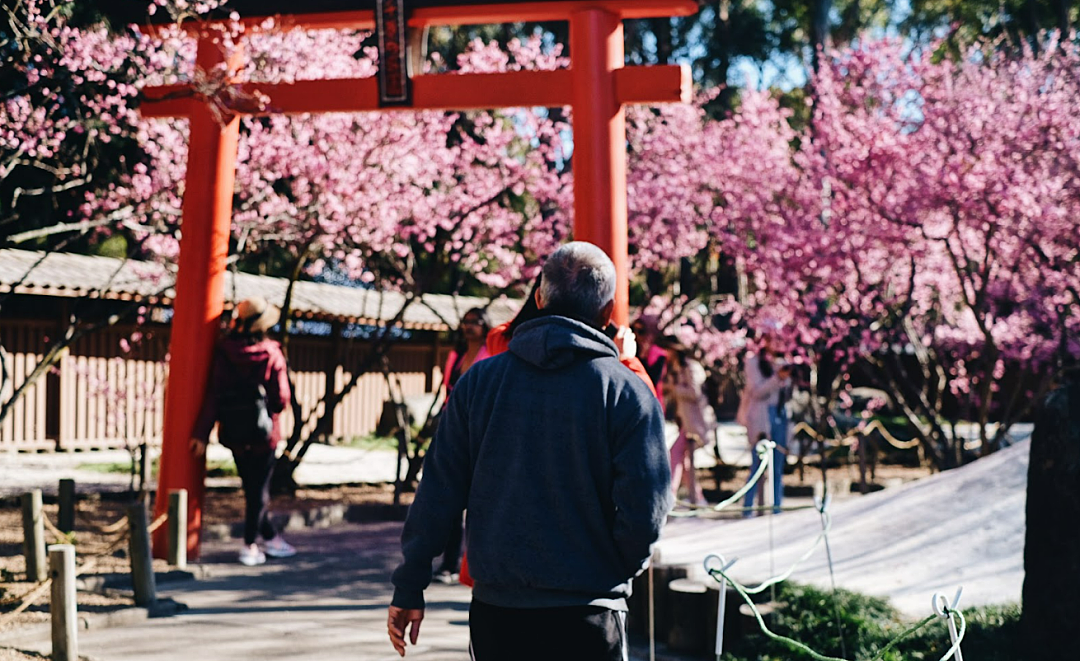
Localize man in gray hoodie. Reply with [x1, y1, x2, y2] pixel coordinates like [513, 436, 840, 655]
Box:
[388, 242, 673, 660]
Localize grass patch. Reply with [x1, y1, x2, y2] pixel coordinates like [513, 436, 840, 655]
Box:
[77, 458, 238, 478]
[724, 583, 1023, 661]
[338, 434, 407, 452]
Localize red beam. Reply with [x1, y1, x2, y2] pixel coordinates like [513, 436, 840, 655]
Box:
[140, 65, 688, 117]
[615, 64, 691, 105]
[154, 0, 697, 32]
[409, 0, 698, 26]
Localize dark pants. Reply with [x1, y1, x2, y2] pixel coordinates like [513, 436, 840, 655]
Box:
[469, 599, 627, 661]
[437, 513, 464, 574]
[234, 450, 277, 545]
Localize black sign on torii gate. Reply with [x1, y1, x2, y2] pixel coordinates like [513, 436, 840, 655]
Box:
[375, 0, 410, 105]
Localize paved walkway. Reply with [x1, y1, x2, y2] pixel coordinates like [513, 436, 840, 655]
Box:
[19, 522, 474, 661]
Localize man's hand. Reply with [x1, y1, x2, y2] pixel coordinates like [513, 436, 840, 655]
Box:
[387, 605, 424, 657]
[189, 437, 207, 459]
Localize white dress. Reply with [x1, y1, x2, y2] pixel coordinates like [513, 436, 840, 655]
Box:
[735, 353, 791, 444]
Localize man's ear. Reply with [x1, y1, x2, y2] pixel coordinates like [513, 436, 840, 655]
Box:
[534, 288, 546, 310]
[596, 299, 615, 328]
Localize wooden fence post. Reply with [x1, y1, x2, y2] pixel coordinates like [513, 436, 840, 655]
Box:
[167, 489, 188, 569]
[49, 544, 78, 661]
[58, 479, 76, 533]
[21, 490, 47, 582]
[139, 442, 153, 509]
[127, 503, 157, 607]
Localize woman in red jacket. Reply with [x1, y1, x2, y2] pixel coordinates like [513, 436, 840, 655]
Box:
[192, 297, 297, 567]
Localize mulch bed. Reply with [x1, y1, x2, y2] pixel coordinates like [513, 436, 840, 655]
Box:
[0, 483, 412, 636]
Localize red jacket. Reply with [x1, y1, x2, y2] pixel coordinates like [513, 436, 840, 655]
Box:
[193, 336, 292, 453]
[486, 321, 657, 398]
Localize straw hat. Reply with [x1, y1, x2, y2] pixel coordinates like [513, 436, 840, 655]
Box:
[233, 297, 280, 333]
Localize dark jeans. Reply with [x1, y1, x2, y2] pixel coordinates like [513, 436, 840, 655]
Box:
[469, 599, 627, 661]
[437, 513, 464, 574]
[234, 450, 278, 545]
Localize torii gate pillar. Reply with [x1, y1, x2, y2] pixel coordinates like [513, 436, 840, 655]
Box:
[153, 35, 241, 559]
[570, 9, 630, 323]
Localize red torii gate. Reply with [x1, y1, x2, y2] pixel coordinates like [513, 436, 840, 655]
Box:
[132, 0, 696, 558]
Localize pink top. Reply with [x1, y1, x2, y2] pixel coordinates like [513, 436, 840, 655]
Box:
[644, 344, 667, 403]
[443, 345, 491, 395]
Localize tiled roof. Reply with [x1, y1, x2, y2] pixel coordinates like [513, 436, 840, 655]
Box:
[0, 249, 519, 331]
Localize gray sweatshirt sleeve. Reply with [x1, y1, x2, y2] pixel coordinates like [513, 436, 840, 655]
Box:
[610, 389, 673, 577]
[390, 380, 472, 609]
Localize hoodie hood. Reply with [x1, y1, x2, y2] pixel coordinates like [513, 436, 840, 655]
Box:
[508, 315, 619, 370]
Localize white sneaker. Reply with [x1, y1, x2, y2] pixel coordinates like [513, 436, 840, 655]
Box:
[264, 537, 297, 559]
[238, 543, 266, 566]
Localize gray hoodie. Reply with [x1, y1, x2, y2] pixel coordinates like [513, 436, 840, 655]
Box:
[391, 315, 672, 611]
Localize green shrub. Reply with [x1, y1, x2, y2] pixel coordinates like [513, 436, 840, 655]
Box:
[722, 583, 1023, 661]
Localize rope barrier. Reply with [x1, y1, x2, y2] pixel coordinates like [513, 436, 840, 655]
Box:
[42, 511, 74, 543]
[1, 510, 169, 628]
[76, 509, 130, 535]
[147, 512, 169, 535]
[669, 439, 775, 517]
[0, 580, 53, 626]
[704, 556, 962, 661]
[793, 419, 921, 451]
[736, 502, 833, 597]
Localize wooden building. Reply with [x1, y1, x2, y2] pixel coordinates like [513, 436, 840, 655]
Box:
[0, 249, 517, 452]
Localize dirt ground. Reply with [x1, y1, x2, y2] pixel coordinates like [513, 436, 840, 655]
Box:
[0, 483, 411, 636]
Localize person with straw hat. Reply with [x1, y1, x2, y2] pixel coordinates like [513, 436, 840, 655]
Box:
[193, 297, 297, 566]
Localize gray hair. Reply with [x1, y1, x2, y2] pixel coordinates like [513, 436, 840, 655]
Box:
[539, 242, 617, 323]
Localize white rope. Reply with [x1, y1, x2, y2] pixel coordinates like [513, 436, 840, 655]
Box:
[669, 439, 776, 516]
[738, 502, 833, 596]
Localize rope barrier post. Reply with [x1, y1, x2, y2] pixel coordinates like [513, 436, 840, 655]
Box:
[139, 442, 153, 509]
[167, 489, 187, 569]
[127, 502, 157, 607]
[21, 490, 47, 583]
[933, 589, 965, 661]
[58, 479, 76, 534]
[706, 555, 737, 661]
[648, 558, 656, 661]
[49, 544, 78, 661]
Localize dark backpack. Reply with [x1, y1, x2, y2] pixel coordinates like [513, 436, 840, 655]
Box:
[216, 375, 274, 453]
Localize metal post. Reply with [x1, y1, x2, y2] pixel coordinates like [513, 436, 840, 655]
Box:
[569, 8, 630, 325]
[58, 479, 76, 534]
[49, 544, 78, 661]
[21, 490, 47, 582]
[154, 31, 243, 561]
[127, 503, 157, 607]
[167, 489, 188, 569]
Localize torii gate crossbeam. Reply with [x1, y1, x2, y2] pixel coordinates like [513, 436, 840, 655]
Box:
[139, 0, 697, 559]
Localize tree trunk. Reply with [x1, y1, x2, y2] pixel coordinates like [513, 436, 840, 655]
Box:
[810, 0, 831, 73]
[714, 1, 736, 110]
[650, 17, 673, 64]
[1022, 370, 1080, 659]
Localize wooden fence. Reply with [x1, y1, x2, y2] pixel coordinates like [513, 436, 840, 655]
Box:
[0, 320, 441, 452]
